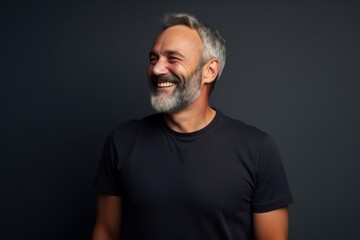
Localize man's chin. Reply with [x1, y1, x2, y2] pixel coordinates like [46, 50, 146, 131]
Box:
[150, 94, 181, 113]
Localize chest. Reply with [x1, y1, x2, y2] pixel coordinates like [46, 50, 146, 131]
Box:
[119, 132, 257, 213]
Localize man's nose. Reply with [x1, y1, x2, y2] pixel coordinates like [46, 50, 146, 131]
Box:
[151, 58, 168, 76]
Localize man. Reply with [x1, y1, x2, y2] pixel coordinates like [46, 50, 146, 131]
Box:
[92, 12, 293, 240]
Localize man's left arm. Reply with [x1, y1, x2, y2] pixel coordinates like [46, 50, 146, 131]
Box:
[253, 207, 289, 240]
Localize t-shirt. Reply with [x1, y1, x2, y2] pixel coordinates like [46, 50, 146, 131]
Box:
[94, 110, 293, 240]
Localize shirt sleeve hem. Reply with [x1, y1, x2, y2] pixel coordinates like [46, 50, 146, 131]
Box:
[94, 183, 122, 196]
[252, 194, 293, 213]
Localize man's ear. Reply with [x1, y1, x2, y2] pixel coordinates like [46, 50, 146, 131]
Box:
[202, 58, 220, 84]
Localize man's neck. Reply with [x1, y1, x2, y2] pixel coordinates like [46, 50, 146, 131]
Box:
[164, 105, 216, 133]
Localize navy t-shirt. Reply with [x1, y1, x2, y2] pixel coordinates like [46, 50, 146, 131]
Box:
[95, 110, 293, 240]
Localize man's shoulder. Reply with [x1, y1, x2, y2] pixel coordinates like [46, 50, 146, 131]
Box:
[218, 112, 278, 152]
[220, 112, 268, 139]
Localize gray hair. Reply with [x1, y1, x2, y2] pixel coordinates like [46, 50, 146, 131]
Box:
[162, 12, 226, 90]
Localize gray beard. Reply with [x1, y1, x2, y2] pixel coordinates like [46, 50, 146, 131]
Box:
[150, 69, 202, 114]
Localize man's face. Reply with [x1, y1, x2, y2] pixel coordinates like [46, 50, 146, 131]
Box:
[147, 25, 204, 113]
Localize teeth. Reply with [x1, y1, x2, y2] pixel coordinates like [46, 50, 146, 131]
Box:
[157, 82, 176, 88]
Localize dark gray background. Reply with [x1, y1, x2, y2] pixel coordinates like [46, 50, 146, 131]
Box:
[1, 0, 359, 239]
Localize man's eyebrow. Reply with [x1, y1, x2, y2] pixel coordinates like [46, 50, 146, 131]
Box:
[148, 50, 185, 58]
[149, 51, 157, 58]
[164, 50, 185, 58]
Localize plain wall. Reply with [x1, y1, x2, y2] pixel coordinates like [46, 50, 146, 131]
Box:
[1, 1, 359, 239]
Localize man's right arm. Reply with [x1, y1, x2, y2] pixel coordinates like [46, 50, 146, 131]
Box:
[92, 193, 122, 240]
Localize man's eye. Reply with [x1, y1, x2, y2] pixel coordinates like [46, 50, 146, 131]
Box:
[149, 57, 157, 64]
[168, 57, 180, 62]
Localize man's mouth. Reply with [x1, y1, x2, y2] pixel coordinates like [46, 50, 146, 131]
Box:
[156, 82, 177, 88]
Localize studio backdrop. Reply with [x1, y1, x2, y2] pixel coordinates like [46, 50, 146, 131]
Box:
[1, 1, 359, 239]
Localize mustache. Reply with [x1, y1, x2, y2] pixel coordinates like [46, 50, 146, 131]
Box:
[151, 75, 181, 85]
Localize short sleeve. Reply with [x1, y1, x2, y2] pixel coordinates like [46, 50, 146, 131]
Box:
[94, 132, 123, 196]
[94, 120, 141, 196]
[251, 134, 293, 212]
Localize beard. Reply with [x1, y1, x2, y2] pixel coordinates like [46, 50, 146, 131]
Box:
[149, 68, 202, 114]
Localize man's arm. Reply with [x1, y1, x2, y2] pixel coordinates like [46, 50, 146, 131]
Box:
[92, 193, 122, 240]
[253, 207, 289, 240]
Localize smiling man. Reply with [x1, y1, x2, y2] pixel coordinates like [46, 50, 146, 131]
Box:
[92, 12, 293, 240]
[148, 24, 205, 116]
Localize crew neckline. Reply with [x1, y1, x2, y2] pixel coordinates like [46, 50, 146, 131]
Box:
[162, 109, 223, 140]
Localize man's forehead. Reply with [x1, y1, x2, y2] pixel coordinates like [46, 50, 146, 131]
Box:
[160, 25, 199, 36]
[151, 25, 203, 53]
